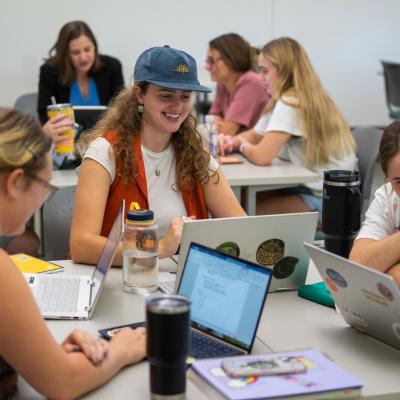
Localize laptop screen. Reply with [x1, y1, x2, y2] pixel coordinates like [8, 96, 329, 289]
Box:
[90, 200, 125, 306]
[178, 242, 272, 351]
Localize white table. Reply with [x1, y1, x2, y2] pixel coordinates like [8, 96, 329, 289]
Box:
[51, 157, 318, 215]
[221, 156, 318, 215]
[16, 259, 271, 399]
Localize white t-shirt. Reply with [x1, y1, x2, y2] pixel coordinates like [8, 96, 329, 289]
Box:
[254, 99, 357, 196]
[356, 183, 400, 241]
[82, 137, 218, 237]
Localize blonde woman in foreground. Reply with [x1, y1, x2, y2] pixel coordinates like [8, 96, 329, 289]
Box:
[0, 108, 145, 399]
[219, 37, 356, 222]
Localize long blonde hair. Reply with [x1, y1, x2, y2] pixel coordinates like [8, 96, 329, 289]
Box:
[261, 37, 355, 166]
[79, 84, 214, 188]
[0, 108, 51, 174]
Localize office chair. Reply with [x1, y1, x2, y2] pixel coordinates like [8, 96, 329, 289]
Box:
[381, 61, 400, 119]
[13, 92, 39, 120]
[352, 126, 384, 215]
[42, 186, 76, 260]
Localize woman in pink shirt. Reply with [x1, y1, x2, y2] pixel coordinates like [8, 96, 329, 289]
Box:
[206, 33, 269, 135]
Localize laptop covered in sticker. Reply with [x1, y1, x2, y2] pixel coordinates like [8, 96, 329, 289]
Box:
[305, 243, 400, 350]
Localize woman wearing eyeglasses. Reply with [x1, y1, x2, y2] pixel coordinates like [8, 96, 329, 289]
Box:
[0, 108, 146, 399]
[218, 37, 356, 221]
[206, 33, 269, 135]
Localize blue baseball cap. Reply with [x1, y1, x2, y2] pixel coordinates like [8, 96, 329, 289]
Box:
[134, 45, 211, 93]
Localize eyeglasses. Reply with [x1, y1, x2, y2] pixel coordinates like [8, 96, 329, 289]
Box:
[25, 173, 58, 202]
[205, 56, 223, 65]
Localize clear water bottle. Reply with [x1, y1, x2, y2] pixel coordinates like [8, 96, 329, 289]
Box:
[205, 115, 218, 156]
[122, 205, 159, 294]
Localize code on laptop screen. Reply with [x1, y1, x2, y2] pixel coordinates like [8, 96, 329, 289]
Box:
[178, 242, 271, 350]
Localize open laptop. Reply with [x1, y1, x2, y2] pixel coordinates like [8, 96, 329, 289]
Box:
[159, 212, 318, 294]
[73, 105, 107, 132]
[305, 243, 400, 350]
[25, 200, 124, 320]
[100, 242, 272, 359]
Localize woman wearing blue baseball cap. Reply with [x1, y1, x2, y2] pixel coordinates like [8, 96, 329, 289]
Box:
[70, 45, 245, 265]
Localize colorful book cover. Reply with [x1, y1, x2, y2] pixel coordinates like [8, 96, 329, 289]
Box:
[11, 253, 64, 274]
[190, 348, 363, 400]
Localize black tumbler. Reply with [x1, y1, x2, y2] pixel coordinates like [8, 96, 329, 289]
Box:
[322, 170, 361, 258]
[146, 295, 190, 400]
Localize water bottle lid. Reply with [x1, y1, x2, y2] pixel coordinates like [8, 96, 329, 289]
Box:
[127, 208, 155, 223]
[323, 170, 360, 186]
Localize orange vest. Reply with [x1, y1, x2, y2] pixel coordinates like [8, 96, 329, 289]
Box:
[100, 131, 208, 236]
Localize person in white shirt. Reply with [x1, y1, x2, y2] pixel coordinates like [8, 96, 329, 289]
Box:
[218, 37, 356, 222]
[350, 121, 400, 286]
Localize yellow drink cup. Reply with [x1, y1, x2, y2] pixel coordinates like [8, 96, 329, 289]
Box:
[47, 103, 75, 154]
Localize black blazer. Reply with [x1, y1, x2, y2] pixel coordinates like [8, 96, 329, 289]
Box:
[37, 54, 124, 124]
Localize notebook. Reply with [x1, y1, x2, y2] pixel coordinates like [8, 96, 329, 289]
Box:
[11, 253, 64, 274]
[73, 105, 107, 132]
[99, 242, 272, 359]
[189, 348, 363, 400]
[304, 243, 400, 350]
[159, 212, 318, 294]
[25, 200, 124, 320]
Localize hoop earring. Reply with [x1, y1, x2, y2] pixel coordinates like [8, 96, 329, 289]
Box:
[137, 103, 144, 113]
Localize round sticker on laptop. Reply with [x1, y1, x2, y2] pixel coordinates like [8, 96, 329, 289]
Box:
[392, 323, 400, 341]
[326, 268, 347, 288]
[273, 256, 298, 279]
[341, 305, 368, 329]
[256, 239, 284, 266]
[216, 242, 240, 257]
[377, 282, 394, 302]
[325, 276, 337, 293]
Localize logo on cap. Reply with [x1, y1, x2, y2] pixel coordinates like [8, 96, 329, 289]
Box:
[174, 63, 191, 74]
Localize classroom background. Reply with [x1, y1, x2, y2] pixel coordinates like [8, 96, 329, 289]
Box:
[1, 0, 399, 127]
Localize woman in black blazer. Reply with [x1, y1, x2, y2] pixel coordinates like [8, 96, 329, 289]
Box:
[38, 21, 124, 133]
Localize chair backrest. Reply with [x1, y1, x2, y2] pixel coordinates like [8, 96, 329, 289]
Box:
[13, 92, 39, 120]
[42, 186, 76, 260]
[381, 61, 400, 118]
[352, 126, 384, 215]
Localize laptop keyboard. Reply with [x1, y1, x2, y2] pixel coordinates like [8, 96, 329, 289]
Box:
[27, 275, 80, 314]
[158, 280, 174, 294]
[190, 329, 244, 359]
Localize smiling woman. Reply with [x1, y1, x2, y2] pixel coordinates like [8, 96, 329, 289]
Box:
[350, 121, 400, 286]
[70, 45, 246, 266]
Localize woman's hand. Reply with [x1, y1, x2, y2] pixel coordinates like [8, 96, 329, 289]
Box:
[159, 216, 196, 258]
[62, 330, 109, 366]
[111, 327, 147, 365]
[42, 114, 73, 143]
[218, 134, 241, 156]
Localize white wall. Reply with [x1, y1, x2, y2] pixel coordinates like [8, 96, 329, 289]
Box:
[1, 0, 399, 126]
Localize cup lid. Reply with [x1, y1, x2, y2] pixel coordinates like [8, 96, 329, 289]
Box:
[127, 208, 154, 222]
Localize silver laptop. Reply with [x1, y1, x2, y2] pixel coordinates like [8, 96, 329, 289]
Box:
[25, 200, 124, 320]
[159, 212, 318, 293]
[100, 241, 272, 359]
[305, 243, 400, 350]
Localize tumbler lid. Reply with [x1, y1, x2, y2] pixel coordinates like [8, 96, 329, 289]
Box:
[146, 295, 190, 314]
[323, 170, 360, 186]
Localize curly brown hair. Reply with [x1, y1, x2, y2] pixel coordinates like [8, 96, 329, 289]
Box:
[79, 84, 217, 188]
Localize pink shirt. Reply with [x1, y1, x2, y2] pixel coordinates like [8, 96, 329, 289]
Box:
[209, 70, 269, 132]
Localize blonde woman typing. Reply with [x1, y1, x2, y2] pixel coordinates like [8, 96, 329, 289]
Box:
[0, 108, 145, 399]
[219, 37, 356, 221]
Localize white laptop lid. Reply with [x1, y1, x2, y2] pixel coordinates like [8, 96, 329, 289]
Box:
[88, 199, 125, 317]
[304, 243, 400, 350]
[178, 242, 272, 353]
[176, 212, 318, 292]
